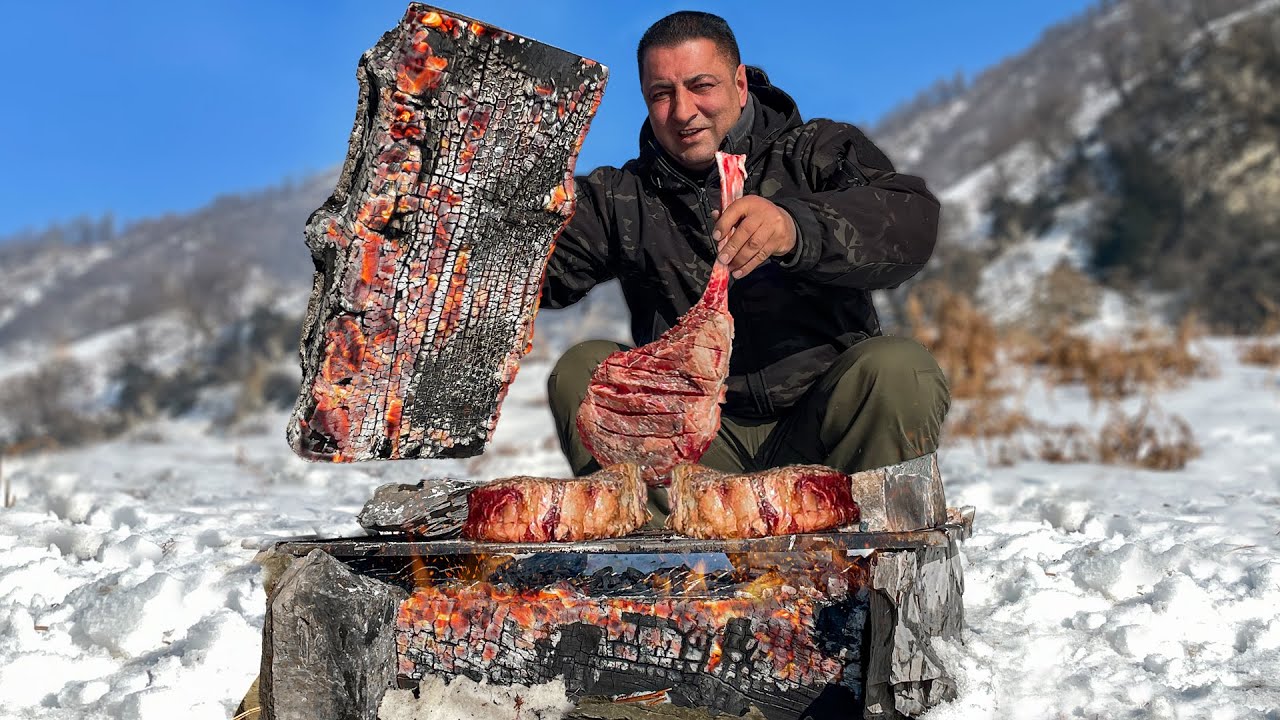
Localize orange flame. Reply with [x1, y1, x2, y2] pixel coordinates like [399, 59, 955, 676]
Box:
[396, 555, 860, 687]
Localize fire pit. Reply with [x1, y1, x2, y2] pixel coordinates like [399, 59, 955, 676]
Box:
[257, 458, 971, 720]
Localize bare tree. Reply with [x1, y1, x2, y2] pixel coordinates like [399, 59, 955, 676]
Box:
[0, 353, 96, 449]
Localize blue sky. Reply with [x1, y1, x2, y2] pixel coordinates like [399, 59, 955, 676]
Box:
[0, 1, 1095, 239]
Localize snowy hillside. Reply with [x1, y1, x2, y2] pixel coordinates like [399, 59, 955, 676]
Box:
[877, 0, 1280, 331]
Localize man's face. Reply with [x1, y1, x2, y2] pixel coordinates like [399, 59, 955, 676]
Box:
[641, 39, 747, 172]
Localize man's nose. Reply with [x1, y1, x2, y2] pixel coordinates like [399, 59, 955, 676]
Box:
[671, 88, 697, 124]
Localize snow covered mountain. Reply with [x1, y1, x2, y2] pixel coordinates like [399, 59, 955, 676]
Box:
[874, 0, 1280, 331]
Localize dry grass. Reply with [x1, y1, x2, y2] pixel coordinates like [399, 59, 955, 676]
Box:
[1238, 296, 1280, 367]
[1241, 342, 1280, 366]
[1095, 403, 1199, 471]
[905, 282, 1007, 400]
[1016, 314, 1213, 403]
[977, 403, 1200, 471]
[904, 281, 1206, 471]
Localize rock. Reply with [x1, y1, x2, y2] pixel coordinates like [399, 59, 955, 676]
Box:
[260, 550, 407, 720]
[845, 453, 947, 533]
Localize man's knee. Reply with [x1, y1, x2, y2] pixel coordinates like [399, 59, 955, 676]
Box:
[832, 336, 951, 420]
[547, 339, 627, 420]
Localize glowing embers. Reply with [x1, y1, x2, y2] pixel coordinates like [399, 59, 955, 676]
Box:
[394, 550, 869, 716]
[289, 3, 608, 462]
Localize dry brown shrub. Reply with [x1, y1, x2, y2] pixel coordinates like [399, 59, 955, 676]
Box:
[1096, 403, 1199, 471]
[944, 402, 1032, 439]
[1029, 261, 1100, 328]
[1028, 402, 1199, 471]
[906, 280, 1206, 473]
[1238, 295, 1280, 367]
[1016, 314, 1213, 403]
[905, 282, 1006, 400]
[906, 282, 1038, 458]
[1033, 423, 1096, 464]
[1241, 343, 1280, 366]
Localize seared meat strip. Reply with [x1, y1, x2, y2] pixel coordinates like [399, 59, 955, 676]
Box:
[460, 464, 648, 542]
[666, 464, 860, 539]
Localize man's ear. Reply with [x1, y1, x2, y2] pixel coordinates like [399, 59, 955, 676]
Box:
[735, 64, 747, 108]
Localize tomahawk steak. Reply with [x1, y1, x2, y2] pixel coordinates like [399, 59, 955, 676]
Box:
[574, 152, 746, 485]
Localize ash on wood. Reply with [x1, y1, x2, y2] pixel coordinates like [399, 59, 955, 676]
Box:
[288, 4, 608, 462]
[864, 535, 966, 718]
[358, 477, 475, 537]
[261, 549, 408, 720]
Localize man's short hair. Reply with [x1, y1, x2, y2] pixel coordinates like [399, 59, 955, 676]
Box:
[637, 11, 741, 75]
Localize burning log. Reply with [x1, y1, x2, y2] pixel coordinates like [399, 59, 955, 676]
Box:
[266, 505, 973, 720]
[288, 4, 608, 462]
[394, 550, 867, 718]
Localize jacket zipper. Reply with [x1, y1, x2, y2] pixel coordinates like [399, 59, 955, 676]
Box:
[656, 153, 719, 253]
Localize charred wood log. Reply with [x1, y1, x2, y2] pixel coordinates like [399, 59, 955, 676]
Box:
[266, 511, 975, 719]
[395, 553, 871, 719]
[864, 529, 966, 719]
[288, 4, 608, 462]
[569, 697, 768, 719]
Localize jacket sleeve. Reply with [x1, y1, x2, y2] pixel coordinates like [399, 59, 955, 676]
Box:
[769, 121, 941, 289]
[540, 168, 616, 309]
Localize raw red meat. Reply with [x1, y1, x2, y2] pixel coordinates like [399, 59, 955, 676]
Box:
[575, 153, 745, 485]
[666, 464, 860, 539]
[460, 464, 648, 542]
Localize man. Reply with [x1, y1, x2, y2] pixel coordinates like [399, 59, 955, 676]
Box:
[541, 11, 950, 494]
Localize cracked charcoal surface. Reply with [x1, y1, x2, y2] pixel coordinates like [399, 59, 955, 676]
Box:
[394, 555, 872, 719]
[289, 4, 608, 461]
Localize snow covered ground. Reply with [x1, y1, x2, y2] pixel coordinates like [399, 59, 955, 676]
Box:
[1, 338, 1278, 719]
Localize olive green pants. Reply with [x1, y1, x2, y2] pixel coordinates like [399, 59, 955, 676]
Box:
[548, 335, 950, 517]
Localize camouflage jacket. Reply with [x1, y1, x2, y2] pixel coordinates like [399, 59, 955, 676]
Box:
[542, 68, 940, 418]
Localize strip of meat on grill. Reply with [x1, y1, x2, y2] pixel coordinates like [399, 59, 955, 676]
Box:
[666, 464, 861, 539]
[575, 152, 746, 485]
[460, 463, 648, 542]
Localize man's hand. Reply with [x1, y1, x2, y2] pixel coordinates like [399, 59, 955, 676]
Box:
[712, 196, 797, 279]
